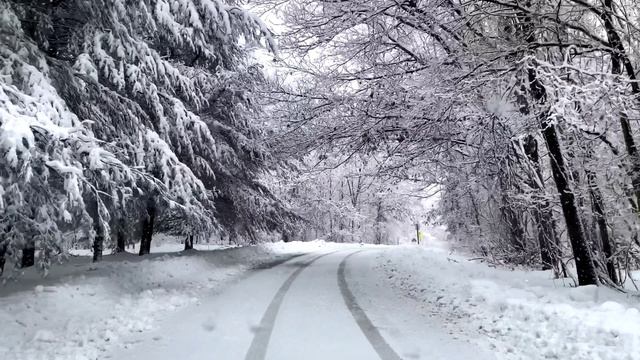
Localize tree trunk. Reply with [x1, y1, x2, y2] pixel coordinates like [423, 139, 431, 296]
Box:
[0, 242, 6, 276]
[87, 191, 104, 262]
[350, 219, 355, 244]
[497, 171, 526, 256]
[328, 172, 333, 237]
[503, 206, 525, 251]
[521, 136, 559, 270]
[375, 200, 384, 245]
[520, 8, 598, 284]
[500, 193, 526, 254]
[115, 218, 126, 253]
[517, 80, 562, 272]
[540, 117, 597, 286]
[184, 234, 194, 251]
[533, 209, 557, 270]
[139, 198, 156, 256]
[92, 222, 103, 262]
[512, 1, 563, 273]
[21, 245, 35, 268]
[468, 191, 482, 231]
[587, 170, 618, 284]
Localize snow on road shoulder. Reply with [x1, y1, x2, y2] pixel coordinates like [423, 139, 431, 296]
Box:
[376, 245, 640, 360]
[0, 244, 301, 360]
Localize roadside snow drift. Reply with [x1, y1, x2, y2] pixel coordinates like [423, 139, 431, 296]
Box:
[375, 245, 640, 360]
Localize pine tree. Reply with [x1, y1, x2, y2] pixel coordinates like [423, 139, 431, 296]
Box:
[0, 0, 288, 271]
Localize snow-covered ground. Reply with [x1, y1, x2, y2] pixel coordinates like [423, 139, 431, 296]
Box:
[0, 241, 320, 360]
[373, 241, 640, 360]
[2, 237, 639, 360]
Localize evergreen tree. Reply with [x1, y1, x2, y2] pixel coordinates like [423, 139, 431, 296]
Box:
[0, 0, 290, 272]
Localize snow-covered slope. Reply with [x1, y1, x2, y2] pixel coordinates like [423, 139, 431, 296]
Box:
[374, 245, 640, 360]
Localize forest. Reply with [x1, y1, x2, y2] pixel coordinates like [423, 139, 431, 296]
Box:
[2, 0, 640, 289]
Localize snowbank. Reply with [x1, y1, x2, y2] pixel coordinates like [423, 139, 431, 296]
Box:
[0, 243, 303, 360]
[376, 245, 640, 360]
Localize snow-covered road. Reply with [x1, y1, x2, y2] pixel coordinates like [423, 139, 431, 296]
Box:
[108, 249, 493, 360]
[6, 241, 638, 360]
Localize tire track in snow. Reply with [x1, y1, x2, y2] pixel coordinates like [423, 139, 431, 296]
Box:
[244, 252, 334, 360]
[338, 251, 403, 360]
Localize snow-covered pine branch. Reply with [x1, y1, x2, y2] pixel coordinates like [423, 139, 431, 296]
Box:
[0, 0, 287, 272]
